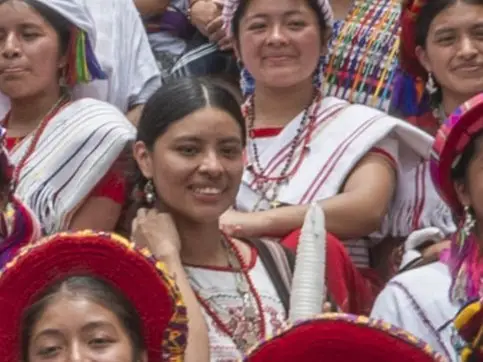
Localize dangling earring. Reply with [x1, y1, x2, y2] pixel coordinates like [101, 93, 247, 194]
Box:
[144, 180, 156, 206]
[426, 72, 438, 95]
[463, 205, 476, 236]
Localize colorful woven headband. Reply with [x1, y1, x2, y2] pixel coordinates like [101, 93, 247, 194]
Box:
[222, 0, 334, 38]
[390, 0, 431, 118]
[244, 314, 447, 362]
[454, 299, 483, 362]
[430, 93, 483, 215]
[63, 27, 107, 87]
[0, 231, 188, 362]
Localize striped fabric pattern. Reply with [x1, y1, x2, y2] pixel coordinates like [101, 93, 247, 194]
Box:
[322, 0, 401, 111]
[10, 99, 135, 234]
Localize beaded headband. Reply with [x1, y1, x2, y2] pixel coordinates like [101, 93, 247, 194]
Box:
[222, 0, 334, 37]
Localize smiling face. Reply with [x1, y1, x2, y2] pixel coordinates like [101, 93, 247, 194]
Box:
[28, 295, 138, 362]
[235, 0, 323, 90]
[416, 1, 483, 103]
[0, 0, 65, 100]
[134, 106, 244, 224]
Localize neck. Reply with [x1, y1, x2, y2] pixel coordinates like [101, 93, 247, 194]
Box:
[7, 88, 63, 133]
[253, 79, 315, 128]
[441, 91, 478, 118]
[175, 217, 228, 267]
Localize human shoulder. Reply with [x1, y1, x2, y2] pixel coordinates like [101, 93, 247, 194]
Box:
[59, 98, 136, 134]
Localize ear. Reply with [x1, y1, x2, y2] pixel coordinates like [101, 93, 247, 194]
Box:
[58, 54, 68, 70]
[454, 180, 472, 209]
[415, 45, 432, 73]
[132, 141, 155, 180]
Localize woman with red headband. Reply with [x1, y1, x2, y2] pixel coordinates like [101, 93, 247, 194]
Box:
[0, 0, 135, 234]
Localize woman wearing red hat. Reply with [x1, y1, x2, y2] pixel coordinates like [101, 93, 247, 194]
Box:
[373, 94, 483, 361]
[0, 231, 198, 362]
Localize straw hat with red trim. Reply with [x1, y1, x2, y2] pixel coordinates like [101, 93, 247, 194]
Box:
[0, 230, 187, 362]
[430, 93, 483, 215]
[244, 314, 447, 362]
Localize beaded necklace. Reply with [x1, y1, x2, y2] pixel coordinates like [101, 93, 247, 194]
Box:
[187, 235, 266, 353]
[323, 0, 400, 111]
[244, 90, 321, 210]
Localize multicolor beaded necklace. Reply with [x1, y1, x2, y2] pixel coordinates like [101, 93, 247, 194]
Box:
[323, 0, 400, 111]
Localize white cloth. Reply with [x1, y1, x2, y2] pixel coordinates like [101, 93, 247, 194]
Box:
[70, 0, 161, 112]
[236, 97, 454, 267]
[185, 253, 286, 361]
[11, 98, 135, 234]
[371, 262, 459, 361]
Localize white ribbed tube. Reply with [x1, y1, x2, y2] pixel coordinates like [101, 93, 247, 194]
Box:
[288, 203, 326, 322]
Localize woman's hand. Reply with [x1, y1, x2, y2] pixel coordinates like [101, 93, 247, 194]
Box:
[189, 0, 221, 37]
[206, 16, 232, 50]
[420, 240, 450, 263]
[219, 209, 266, 238]
[131, 208, 181, 260]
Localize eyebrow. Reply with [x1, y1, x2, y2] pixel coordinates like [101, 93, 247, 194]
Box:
[173, 136, 242, 143]
[244, 10, 305, 21]
[33, 328, 64, 343]
[80, 321, 116, 333]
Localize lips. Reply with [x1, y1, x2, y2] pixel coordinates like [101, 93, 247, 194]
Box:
[0, 67, 27, 75]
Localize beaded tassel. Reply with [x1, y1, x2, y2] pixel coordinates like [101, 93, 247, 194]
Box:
[64, 27, 107, 87]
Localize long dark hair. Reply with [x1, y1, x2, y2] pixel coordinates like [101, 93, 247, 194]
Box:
[231, 0, 329, 42]
[132, 76, 246, 207]
[21, 275, 145, 362]
[415, 0, 483, 108]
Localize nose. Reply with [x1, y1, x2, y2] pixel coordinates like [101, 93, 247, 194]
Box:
[458, 35, 478, 59]
[266, 24, 288, 46]
[1, 33, 21, 59]
[199, 150, 224, 177]
[68, 341, 86, 362]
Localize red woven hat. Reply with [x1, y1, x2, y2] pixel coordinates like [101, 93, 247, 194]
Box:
[430, 94, 483, 215]
[244, 314, 447, 362]
[0, 231, 187, 362]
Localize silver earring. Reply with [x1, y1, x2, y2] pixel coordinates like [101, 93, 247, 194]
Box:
[463, 205, 476, 235]
[426, 72, 438, 95]
[144, 180, 155, 206]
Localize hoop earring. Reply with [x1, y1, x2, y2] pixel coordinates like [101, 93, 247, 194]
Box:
[426, 72, 438, 95]
[144, 180, 156, 206]
[463, 205, 476, 236]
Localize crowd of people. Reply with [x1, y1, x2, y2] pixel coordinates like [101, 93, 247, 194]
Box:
[0, 0, 483, 360]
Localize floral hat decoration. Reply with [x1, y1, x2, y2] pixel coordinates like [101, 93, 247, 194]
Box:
[243, 314, 447, 362]
[0, 231, 188, 362]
